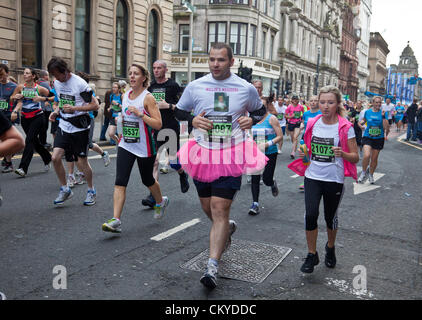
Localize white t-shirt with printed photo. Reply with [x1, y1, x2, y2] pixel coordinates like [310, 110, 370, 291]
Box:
[176, 73, 262, 149]
[305, 118, 355, 184]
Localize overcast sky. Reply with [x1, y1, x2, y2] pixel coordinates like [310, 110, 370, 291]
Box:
[371, 0, 422, 73]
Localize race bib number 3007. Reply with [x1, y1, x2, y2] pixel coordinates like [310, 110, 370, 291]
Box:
[205, 115, 232, 141]
[311, 136, 335, 163]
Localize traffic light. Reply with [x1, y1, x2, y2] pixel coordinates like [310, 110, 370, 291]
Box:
[238, 66, 253, 83]
[273, 79, 280, 91]
[285, 80, 292, 94]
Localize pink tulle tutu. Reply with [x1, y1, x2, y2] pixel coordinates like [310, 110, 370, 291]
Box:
[177, 138, 268, 183]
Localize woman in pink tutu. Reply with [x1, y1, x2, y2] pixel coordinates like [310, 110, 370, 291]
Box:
[175, 43, 267, 290]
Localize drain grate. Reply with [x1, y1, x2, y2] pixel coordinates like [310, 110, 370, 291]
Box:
[181, 239, 292, 284]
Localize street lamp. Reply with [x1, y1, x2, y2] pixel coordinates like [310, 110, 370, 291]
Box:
[183, 2, 194, 84]
[314, 45, 321, 95]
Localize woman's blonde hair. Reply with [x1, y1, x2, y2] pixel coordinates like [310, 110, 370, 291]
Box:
[318, 85, 347, 117]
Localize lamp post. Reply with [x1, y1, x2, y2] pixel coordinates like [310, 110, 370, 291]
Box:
[314, 45, 321, 95]
[183, 2, 195, 84]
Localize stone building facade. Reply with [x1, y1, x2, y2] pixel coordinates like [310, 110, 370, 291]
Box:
[0, 0, 174, 97]
[171, 0, 343, 99]
[389, 43, 421, 102]
[356, 0, 371, 101]
[338, 0, 360, 102]
[368, 31, 389, 96]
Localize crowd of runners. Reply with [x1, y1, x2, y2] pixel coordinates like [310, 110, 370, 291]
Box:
[1, 43, 421, 291]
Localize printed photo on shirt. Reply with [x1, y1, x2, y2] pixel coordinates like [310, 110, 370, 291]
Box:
[214, 92, 229, 112]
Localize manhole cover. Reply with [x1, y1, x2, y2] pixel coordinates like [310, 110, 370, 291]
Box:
[180, 239, 292, 284]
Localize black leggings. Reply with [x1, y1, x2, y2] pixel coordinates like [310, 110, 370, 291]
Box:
[19, 114, 52, 173]
[251, 153, 277, 202]
[304, 177, 344, 231]
[115, 147, 156, 188]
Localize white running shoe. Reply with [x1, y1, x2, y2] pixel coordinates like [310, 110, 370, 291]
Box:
[67, 175, 76, 188]
[368, 173, 375, 184]
[154, 196, 169, 219]
[102, 151, 111, 167]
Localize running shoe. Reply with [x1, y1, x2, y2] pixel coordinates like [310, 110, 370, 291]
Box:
[160, 166, 169, 174]
[246, 175, 252, 184]
[200, 263, 218, 289]
[75, 172, 86, 185]
[14, 168, 26, 177]
[248, 202, 260, 216]
[290, 153, 295, 159]
[179, 171, 190, 193]
[224, 220, 237, 252]
[83, 189, 96, 206]
[102, 218, 122, 233]
[0, 291, 6, 300]
[154, 196, 169, 219]
[2, 163, 13, 173]
[368, 173, 375, 184]
[357, 170, 368, 184]
[67, 175, 76, 188]
[54, 187, 73, 206]
[102, 151, 111, 167]
[271, 181, 279, 197]
[300, 252, 319, 273]
[142, 194, 156, 208]
[44, 163, 51, 172]
[325, 242, 336, 268]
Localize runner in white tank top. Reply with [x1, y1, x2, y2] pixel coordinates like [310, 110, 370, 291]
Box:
[102, 64, 169, 234]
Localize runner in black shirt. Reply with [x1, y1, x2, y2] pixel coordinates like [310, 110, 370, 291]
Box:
[141, 60, 189, 208]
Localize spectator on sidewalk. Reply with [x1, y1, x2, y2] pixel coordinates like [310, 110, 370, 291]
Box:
[405, 99, 418, 141]
[416, 102, 422, 144]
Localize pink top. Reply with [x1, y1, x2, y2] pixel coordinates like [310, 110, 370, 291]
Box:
[285, 104, 304, 124]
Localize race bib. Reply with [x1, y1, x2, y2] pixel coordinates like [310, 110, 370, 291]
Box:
[151, 89, 166, 102]
[111, 102, 121, 112]
[368, 126, 382, 138]
[0, 99, 8, 111]
[22, 88, 36, 99]
[205, 115, 232, 141]
[252, 129, 267, 145]
[277, 113, 284, 121]
[311, 136, 335, 163]
[59, 94, 76, 109]
[294, 111, 302, 119]
[123, 120, 140, 143]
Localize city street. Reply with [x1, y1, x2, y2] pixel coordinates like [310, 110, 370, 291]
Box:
[0, 125, 421, 301]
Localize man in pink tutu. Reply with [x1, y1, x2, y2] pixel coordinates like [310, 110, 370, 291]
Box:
[174, 43, 268, 289]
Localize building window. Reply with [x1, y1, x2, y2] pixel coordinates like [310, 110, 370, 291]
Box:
[262, 30, 267, 58]
[148, 10, 159, 74]
[251, 0, 258, 8]
[179, 25, 190, 53]
[115, 0, 128, 78]
[269, 34, 275, 61]
[269, 0, 275, 18]
[21, 0, 42, 68]
[209, 0, 247, 4]
[230, 23, 247, 55]
[75, 0, 91, 73]
[248, 24, 257, 57]
[208, 22, 227, 52]
[264, 0, 268, 14]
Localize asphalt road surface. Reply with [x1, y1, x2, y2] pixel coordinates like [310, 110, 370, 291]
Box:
[0, 129, 421, 301]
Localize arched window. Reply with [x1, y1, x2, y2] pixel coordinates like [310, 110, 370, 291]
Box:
[75, 0, 91, 73]
[116, 0, 128, 77]
[21, 0, 42, 68]
[148, 10, 159, 75]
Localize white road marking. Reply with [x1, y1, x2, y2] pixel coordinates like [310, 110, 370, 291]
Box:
[353, 172, 385, 195]
[291, 174, 299, 178]
[151, 219, 201, 241]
